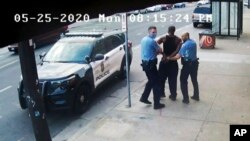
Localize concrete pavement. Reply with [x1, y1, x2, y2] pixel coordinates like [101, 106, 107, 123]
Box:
[54, 8, 250, 141]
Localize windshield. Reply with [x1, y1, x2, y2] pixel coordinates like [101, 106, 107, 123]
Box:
[194, 7, 211, 14]
[43, 40, 93, 63]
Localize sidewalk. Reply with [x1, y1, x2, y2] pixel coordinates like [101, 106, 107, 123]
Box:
[54, 8, 250, 141]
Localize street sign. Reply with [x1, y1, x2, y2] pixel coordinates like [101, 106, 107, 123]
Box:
[121, 13, 127, 32]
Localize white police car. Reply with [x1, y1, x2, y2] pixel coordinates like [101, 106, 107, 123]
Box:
[18, 30, 132, 114]
[192, 4, 212, 27]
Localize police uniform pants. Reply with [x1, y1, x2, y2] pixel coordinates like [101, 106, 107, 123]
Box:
[180, 61, 199, 100]
[141, 60, 161, 105]
[159, 60, 178, 97]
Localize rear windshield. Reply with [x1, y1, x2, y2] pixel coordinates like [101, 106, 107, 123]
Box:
[194, 7, 211, 14]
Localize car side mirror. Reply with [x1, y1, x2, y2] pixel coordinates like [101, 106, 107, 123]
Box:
[84, 55, 91, 63]
[94, 54, 104, 61]
[39, 52, 46, 60]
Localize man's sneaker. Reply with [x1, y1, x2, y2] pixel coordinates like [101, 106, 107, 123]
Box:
[182, 99, 190, 104]
[154, 103, 165, 109]
[191, 96, 200, 101]
[140, 98, 152, 104]
[169, 95, 176, 101]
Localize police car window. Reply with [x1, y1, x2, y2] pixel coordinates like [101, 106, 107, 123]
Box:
[105, 35, 123, 52]
[117, 33, 125, 43]
[92, 39, 106, 57]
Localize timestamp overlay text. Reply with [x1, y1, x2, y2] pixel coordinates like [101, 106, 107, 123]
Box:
[14, 13, 212, 23]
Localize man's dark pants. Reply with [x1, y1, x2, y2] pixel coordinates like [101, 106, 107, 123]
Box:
[141, 59, 161, 105]
[180, 60, 199, 100]
[159, 61, 178, 98]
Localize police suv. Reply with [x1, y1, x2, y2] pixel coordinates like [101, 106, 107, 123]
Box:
[18, 30, 132, 114]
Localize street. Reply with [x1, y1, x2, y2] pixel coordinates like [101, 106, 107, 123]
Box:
[0, 5, 196, 141]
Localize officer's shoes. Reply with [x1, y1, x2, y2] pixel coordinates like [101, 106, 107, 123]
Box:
[140, 98, 152, 104]
[154, 103, 165, 109]
[182, 99, 190, 104]
[169, 95, 176, 101]
[191, 96, 200, 101]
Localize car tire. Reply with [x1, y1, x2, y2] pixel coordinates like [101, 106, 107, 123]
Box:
[193, 23, 198, 28]
[207, 23, 212, 27]
[18, 81, 27, 109]
[74, 84, 90, 114]
[119, 55, 131, 80]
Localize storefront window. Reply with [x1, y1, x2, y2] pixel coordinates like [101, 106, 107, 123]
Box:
[212, 2, 220, 34]
[230, 2, 238, 35]
[221, 2, 229, 35]
[211, 0, 242, 37]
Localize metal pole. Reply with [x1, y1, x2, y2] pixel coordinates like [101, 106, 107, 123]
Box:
[18, 39, 51, 141]
[237, 0, 240, 40]
[122, 13, 131, 107]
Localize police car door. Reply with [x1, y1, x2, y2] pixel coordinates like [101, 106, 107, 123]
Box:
[90, 39, 110, 87]
[104, 35, 124, 75]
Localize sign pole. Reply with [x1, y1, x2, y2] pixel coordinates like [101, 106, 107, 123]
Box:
[18, 39, 51, 141]
[122, 13, 131, 107]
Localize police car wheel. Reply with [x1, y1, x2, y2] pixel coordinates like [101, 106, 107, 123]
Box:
[18, 81, 28, 109]
[74, 84, 90, 114]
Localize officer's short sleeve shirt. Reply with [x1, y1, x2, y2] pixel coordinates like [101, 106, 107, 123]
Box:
[141, 36, 159, 61]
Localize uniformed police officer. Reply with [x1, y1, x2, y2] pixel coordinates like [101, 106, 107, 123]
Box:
[157, 26, 182, 101]
[167, 32, 199, 104]
[140, 26, 165, 109]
